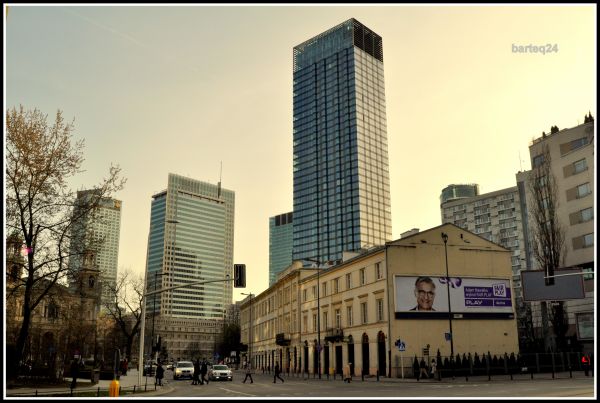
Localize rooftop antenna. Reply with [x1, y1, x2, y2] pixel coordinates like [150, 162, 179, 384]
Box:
[217, 161, 222, 198]
[519, 151, 523, 171]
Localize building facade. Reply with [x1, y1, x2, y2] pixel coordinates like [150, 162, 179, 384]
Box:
[292, 18, 392, 264]
[68, 189, 122, 309]
[440, 186, 530, 348]
[269, 212, 294, 287]
[240, 224, 519, 378]
[440, 184, 480, 206]
[516, 115, 595, 352]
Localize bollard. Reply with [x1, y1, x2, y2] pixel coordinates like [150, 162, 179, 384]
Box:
[530, 368, 534, 380]
[97, 387, 100, 397]
[133, 385, 136, 394]
[35, 390, 38, 397]
[377, 370, 379, 382]
[70, 387, 73, 397]
[569, 366, 572, 378]
[109, 379, 120, 397]
[362, 371, 364, 381]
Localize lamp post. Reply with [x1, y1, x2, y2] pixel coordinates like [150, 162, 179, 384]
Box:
[302, 258, 322, 379]
[441, 232, 454, 377]
[241, 292, 254, 369]
[150, 272, 167, 364]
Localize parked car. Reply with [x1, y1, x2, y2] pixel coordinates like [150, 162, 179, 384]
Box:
[143, 361, 157, 376]
[166, 362, 174, 370]
[173, 361, 194, 380]
[208, 364, 233, 381]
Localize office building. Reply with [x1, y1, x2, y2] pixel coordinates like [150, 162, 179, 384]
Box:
[69, 189, 122, 308]
[292, 18, 392, 264]
[146, 173, 235, 320]
[440, 184, 480, 206]
[516, 115, 594, 352]
[269, 212, 294, 286]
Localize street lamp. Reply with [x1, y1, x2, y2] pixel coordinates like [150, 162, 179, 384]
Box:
[241, 292, 254, 369]
[302, 257, 323, 379]
[150, 272, 167, 364]
[441, 232, 455, 377]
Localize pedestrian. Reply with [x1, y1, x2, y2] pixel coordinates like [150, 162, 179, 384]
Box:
[273, 362, 284, 383]
[430, 359, 437, 379]
[419, 358, 429, 379]
[192, 359, 200, 385]
[413, 357, 420, 381]
[200, 359, 209, 385]
[582, 354, 591, 376]
[155, 362, 164, 386]
[343, 362, 352, 383]
[70, 359, 80, 389]
[243, 362, 254, 383]
[123, 358, 128, 376]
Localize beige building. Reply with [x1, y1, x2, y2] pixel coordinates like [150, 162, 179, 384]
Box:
[240, 223, 519, 378]
[516, 115, 595, 351]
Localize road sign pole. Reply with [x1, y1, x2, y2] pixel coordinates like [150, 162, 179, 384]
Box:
[400, 352, 404, 379]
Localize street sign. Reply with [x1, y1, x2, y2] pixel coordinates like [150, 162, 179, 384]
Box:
[396, 340, 406, 352]
[445, 332, 452, 341]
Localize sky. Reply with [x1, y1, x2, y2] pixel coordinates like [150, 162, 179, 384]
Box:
[5, 4, 597, 303]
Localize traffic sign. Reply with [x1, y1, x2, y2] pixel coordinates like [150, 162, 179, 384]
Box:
[396, 340, 406, 352]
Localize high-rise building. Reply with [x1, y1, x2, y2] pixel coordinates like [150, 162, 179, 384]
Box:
[146, 173, 235, 320]
[440, 186, 529, 348]
[269, 212, 294, 286]
[69, 189, 122, 308]
[516, 114, 594, 352]
[292, 18, 392, 264]
[440, 184, 480, 205]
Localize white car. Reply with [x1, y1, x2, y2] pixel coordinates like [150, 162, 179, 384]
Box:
[208, 364, 233, 381]
[173, 361, 194, 380]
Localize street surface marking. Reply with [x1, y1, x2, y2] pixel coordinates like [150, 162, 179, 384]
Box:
[217, 387, 257, 397]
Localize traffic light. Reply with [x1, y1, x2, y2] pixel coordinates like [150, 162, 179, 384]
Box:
[234, 264, 246, 288]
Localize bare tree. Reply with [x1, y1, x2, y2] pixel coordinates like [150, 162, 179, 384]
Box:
[527, 142, 566, 350]
[6, 105, 126, 376]
[103, 269, 144, 362]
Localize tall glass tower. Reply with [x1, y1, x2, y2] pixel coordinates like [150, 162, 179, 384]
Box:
[269, 212, 294, 286]
[292, 18, 392, 264]
[146, 173, 235, 320]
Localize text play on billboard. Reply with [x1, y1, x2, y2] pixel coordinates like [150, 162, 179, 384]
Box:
[394, 275, 513, 314]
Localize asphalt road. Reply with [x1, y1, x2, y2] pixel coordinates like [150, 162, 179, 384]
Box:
[161, 370, 594, 398]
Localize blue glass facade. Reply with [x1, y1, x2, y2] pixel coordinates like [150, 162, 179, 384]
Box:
[292, 19, 391, 264]
[146, 173, 235, 319]
[269, 212, 294, 286]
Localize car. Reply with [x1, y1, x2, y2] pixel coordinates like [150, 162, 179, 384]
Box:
[166, 363, 174, 370]
[173, 361, 194, 380]
[208, 364, 233, 381]
[143, 361, 157, 376]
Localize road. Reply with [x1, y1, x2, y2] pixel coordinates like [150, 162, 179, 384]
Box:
[161, 369, 594, 398]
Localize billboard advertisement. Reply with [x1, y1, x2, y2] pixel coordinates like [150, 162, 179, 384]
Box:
[394, 275, 514, 316]
[520, 269, 585, 301]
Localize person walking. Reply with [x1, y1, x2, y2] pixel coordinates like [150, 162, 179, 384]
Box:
[200, 359, 209, 385]
[192, 359, 200, 385]
[430, 359, 437, 379]
[155, 362, 164, 386]
[343, 362, 352, 383]
[273, 362, 284, 383]
[419, 357, 429, 379]
[243, 362, 254, 383]
[582, 354, 591, 376]
[70, 359, 80, 389]
[413, 357, 420, 381]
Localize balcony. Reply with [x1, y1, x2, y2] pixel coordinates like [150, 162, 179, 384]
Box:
[324, 327, 344, 343]
[275, 333, 291, 346]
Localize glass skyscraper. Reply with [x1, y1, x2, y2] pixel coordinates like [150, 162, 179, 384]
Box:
[146, 173, 235, 320]
[292, 18, 392, 264]
[68, 189, 122, 309]
[269, 212, 294, 286]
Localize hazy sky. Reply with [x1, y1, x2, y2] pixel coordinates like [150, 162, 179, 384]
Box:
[5, 4, 596, 302]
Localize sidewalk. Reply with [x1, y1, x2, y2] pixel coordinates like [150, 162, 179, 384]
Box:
[6, 369, 173, 397]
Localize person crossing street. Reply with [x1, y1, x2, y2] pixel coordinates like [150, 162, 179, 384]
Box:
[273, 362, 284, 383]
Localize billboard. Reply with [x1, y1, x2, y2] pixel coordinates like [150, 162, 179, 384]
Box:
[394, 275, 514, 317]
[521, 268, 585, 301]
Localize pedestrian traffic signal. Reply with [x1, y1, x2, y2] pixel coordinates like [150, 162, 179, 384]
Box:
[234, 264, 246, 288]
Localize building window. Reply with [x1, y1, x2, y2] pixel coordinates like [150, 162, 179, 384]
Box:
[579, 207, 593, 223]
[312, 286, 317, 299]
[346, 273, 352, 290]
[323, 311, 328, 329]
[361, 302, 368, 324]
[303, 289, 308, 302]
[573, 159, 588, 174]
[322, 282, 328, 297]
[570, 137, 589, 152]
[375, 262, 383, 280]
[334, 278, 339, 294]
[335, 309, 341, 328]
[360, 268, 366, 285]
[347, 306, 353, 327]
[313, 314, 317, 332]
[576, 183, 591, 198]
[583, 233, 594, 248]
[376, 299, 384, 321]
[532, 154, 545, 168]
